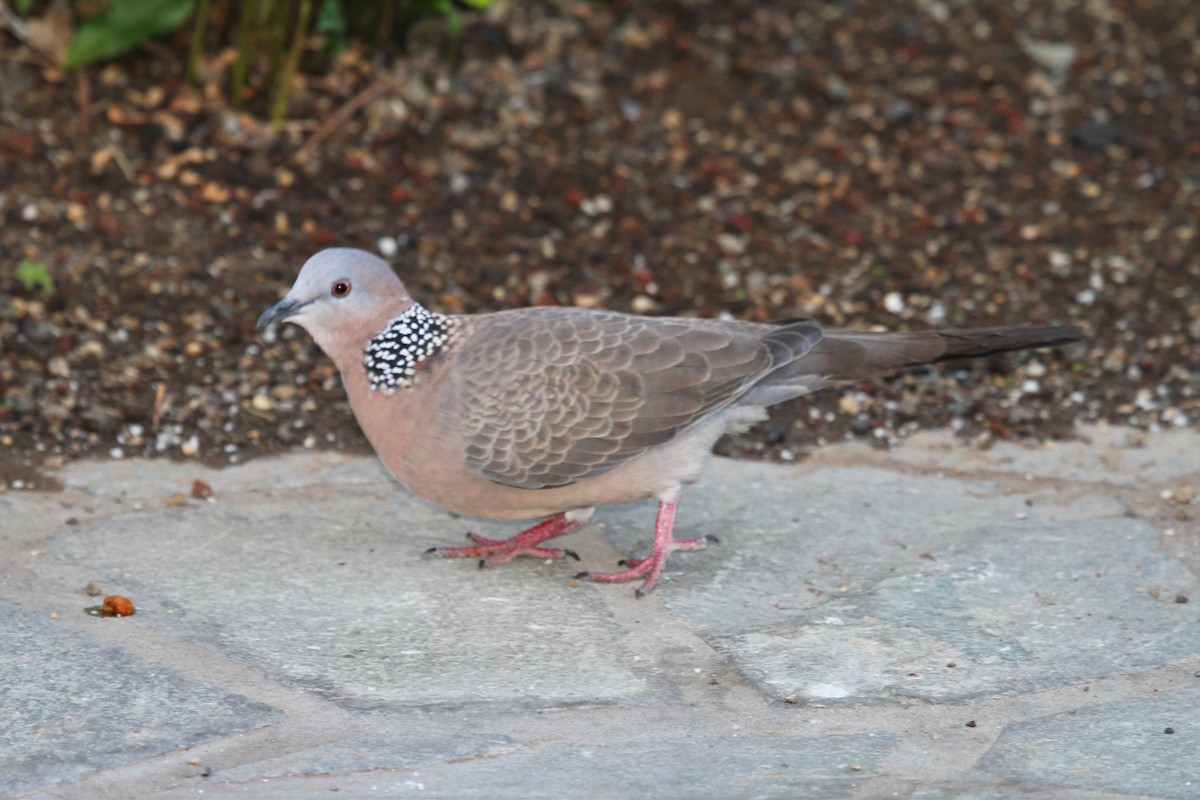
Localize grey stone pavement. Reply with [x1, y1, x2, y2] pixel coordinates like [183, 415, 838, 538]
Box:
[2, 423, 1198, 799]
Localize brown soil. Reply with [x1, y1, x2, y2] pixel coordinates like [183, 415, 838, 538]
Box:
[1, 1, 1197, 493]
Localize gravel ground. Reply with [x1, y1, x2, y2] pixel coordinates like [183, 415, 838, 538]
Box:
[1, 0, 1196, 491]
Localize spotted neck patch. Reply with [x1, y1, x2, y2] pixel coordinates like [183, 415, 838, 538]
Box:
[363, 303, 455, 391]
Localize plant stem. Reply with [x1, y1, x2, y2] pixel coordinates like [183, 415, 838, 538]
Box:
[272, 0, 313, 125]
[186, 0, 212, 84]
[230, 0, 260, 108]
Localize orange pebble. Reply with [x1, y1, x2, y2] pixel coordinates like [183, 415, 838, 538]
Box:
[100, 595, 135, 616]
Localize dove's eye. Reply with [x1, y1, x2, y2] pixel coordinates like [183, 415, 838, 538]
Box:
[331, 280, 352, 298]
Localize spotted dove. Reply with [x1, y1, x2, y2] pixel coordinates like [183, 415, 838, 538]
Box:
[258, 248, 1083, 596]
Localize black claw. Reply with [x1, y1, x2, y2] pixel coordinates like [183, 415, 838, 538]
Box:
[634, 587, 646, 599]
[617, 559, 629, 567]
[423, 547, 438, 555]
[573, 571, 591, 580]
[563, 549, 581, 562]
[465, 532, 475, 540]
[477, 559, 487, 570]
[705, 534, 721, 544]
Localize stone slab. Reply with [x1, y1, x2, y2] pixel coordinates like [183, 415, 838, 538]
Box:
[215, 734, 519, 781]
[602, 464, 1126, 632]
[601, 465, 1197, 703]
[889, 425, 1200, 488]
[56, 450, 392, 501]
[6, 435, 1195, 798]
[0, 599, 282, 797]
[980, 686, 1200, 799]
[41, 477, 662, 713]
[180, 734, 900, 799]
[909, 787, 1139, 800]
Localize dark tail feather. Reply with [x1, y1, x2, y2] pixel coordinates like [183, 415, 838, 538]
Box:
[754, 324, 1084, 397]
[932, 325, 1085, 363]
[805, 324, 1084, 379]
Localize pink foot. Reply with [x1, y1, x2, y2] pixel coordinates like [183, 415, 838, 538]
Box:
[576, 487, 713, 597]
[424, 513, 583, 568]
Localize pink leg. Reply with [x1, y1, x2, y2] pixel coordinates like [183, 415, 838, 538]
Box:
[424, 513, 583, 568]
[577, 487, 714, 598]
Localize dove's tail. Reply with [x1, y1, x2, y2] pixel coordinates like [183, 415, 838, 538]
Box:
[818, 324, 1084, 376]
[740, 324, 1084, 407]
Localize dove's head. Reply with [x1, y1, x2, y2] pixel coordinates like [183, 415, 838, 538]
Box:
[257, 248, 413, 352]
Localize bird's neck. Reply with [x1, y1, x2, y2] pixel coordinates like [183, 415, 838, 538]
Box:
[359, 302, 458, 393]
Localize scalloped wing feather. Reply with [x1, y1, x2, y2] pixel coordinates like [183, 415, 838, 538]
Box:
[448, 308, 822, 489]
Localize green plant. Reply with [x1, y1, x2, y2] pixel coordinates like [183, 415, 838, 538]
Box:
[64, 0, 195, 69]
[31, 0, 493, 120]
[392, 0, 493, 51]
[15, 260, 56, 296]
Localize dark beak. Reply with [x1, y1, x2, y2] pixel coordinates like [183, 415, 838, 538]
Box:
[256, 297, 310, 330]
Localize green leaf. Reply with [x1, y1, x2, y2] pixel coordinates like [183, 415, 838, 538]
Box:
[441, 4, 463, 40]
[457, 0, 493, 8]
[316, 0, 345, 37]
[316, 0, 346, 54]
[16, 260, 56, 296]
[64, 0, 196, 69]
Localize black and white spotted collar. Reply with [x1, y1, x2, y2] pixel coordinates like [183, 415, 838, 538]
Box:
[363, 303, 455, 391]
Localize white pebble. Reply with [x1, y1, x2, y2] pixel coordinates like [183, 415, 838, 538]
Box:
[717, 233, 745, 255]
[631, 296, 658, 314]
[378, 237, 398, 258]
[883, 292, 905, 313]
[580, 195, 612, 216]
